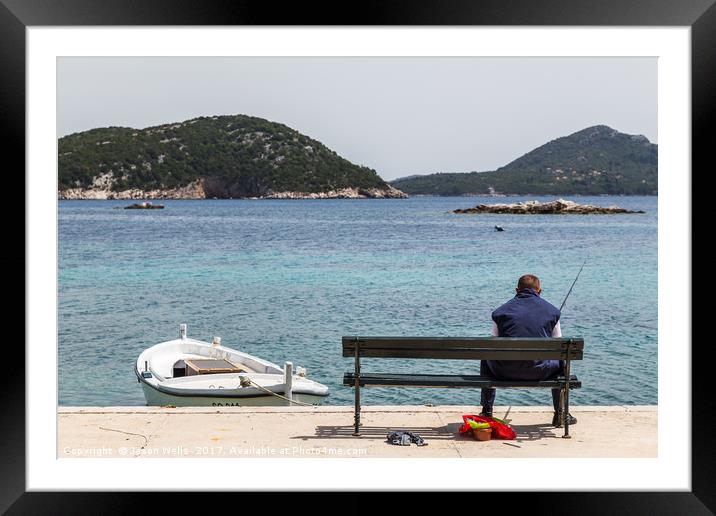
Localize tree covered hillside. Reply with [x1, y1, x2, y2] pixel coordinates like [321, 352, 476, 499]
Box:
[391, 125, 657, 195]
[59, 115, 392, 197]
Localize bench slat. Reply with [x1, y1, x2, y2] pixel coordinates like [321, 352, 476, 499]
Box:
[343, 372, 581, 389]
[342, 336, 585, 349]
[342, 348, 583, 360]
[342, 336, 584, 358]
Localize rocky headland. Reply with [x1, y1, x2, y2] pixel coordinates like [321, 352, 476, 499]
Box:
[260, 186, 407, 199]
[58, 114, 406, 200]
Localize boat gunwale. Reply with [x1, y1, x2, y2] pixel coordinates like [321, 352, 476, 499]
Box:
[135, 337, 285, 380]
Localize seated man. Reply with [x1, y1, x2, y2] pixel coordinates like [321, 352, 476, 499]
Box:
[481, 274, 577, 427]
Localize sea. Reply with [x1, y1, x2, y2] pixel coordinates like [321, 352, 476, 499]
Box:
[58, 196, 657, 407]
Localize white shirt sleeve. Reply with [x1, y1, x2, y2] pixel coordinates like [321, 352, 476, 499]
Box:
[492, 321, 499, 337]
[552, 320, 562, 338]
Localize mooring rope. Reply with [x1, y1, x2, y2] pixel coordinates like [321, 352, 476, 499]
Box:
[240, 377, 315, 407]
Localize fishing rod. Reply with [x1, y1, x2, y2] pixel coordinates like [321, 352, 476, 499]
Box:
[559, 257, 588, 311]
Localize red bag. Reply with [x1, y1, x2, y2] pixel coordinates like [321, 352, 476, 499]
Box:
[459, 414, 516, 440]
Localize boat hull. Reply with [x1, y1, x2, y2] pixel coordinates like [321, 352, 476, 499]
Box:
[135, 330, 329, 407]
[140, 381, 325, 407]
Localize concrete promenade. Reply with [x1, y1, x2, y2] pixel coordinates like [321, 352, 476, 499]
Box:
[58, 405, 657, 458]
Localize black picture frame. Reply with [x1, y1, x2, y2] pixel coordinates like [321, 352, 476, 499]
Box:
[5, 0, 708, 512]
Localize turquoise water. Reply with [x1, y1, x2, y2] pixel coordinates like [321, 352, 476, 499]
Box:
[58, 196, 657, 407]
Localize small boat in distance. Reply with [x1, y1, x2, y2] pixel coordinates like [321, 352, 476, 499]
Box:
[135, 324, 329, 406]
[494, 225, 505, 232]
[124, 201, 164, 209]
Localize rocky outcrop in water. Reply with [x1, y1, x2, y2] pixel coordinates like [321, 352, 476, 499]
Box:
[123, 202, 164, 209]
[452, 199, 645, 214]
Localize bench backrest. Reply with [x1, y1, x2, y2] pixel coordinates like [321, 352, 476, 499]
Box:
[342, 336, 584, 361]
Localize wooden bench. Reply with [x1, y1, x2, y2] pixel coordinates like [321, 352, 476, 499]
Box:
[342, 336, 584, 438]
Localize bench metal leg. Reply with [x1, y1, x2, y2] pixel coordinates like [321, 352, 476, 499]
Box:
[562, 352, 572, 439]
[353, 345, 361, 436]
[353, 385, 361, 436]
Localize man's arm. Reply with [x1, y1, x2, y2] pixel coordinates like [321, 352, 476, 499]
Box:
[492, 321, 499, 337]
[552, 320, 562, 338]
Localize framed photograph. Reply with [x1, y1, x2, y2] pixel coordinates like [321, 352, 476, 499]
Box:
[8, 0, 709, 511]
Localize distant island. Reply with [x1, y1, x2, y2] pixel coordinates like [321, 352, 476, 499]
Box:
[58, 114, 406, 200]
[391, 125, 657, 196]
[452, 199, 645, 215]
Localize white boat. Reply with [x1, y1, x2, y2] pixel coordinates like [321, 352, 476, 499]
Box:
[135, 324, 329, 406]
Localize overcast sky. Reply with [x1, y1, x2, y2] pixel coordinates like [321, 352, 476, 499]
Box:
[57, 57, 657, 181]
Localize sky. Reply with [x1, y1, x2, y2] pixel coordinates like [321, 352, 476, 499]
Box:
[57, 57, 657, 181]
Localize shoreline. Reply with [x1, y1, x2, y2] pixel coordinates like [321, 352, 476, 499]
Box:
[57, 193, 658, 200]
[57, 196, 411, 201]
[403, 193, 658, 197]
[58, 184, 408, 200]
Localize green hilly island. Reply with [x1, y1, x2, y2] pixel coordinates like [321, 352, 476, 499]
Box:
[391, 125, 657, 196]
[58, 114, 404, 199]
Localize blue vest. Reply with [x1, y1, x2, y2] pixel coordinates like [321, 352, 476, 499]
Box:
[492, 288, 561, 338]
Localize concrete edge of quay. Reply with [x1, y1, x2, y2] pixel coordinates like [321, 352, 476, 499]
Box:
[58, 404, 658, 414]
